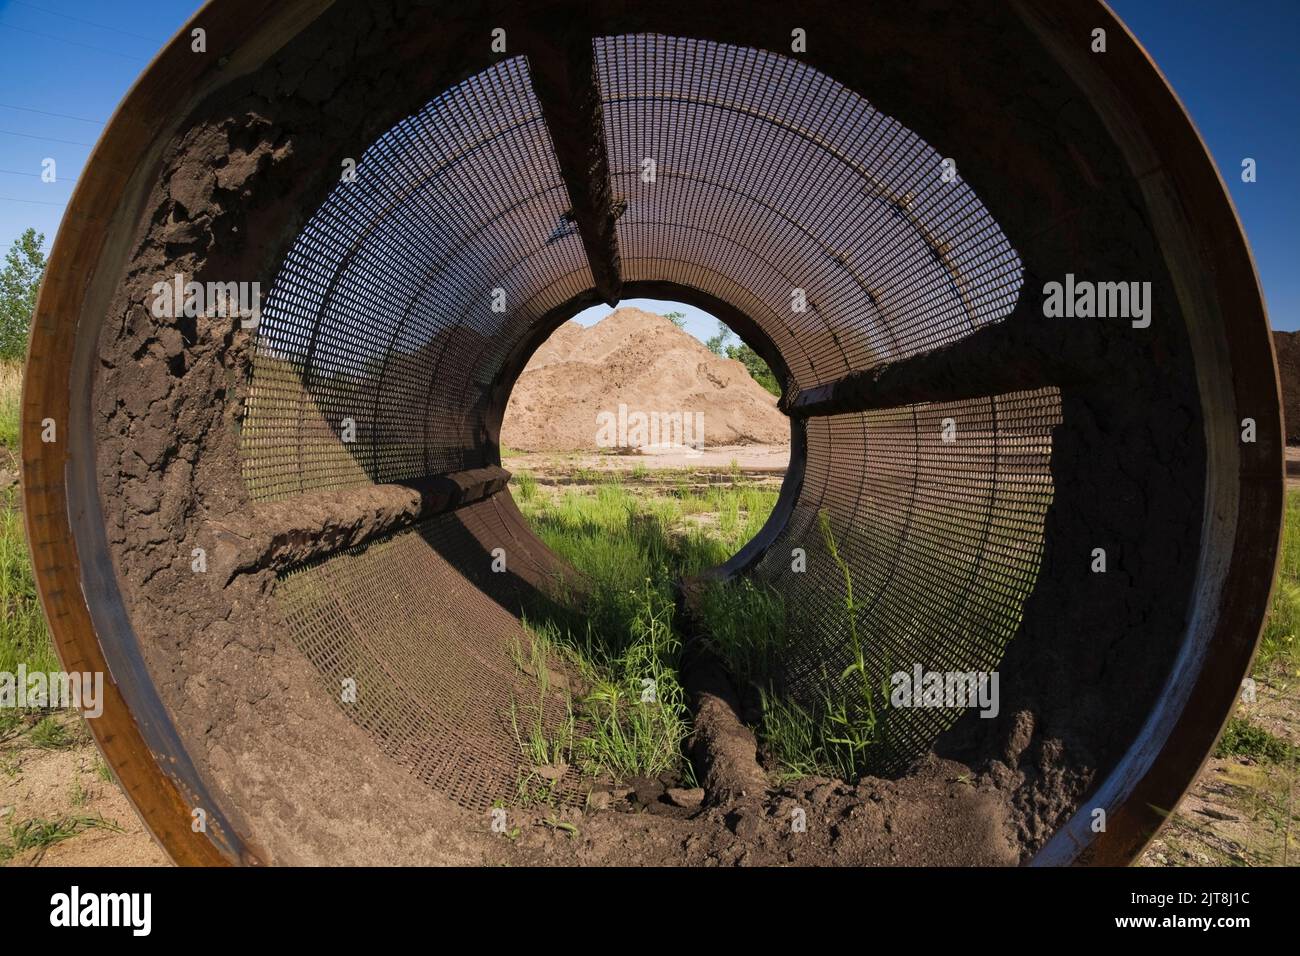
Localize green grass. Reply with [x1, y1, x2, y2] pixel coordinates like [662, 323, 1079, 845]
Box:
[0, 501, 56, 678]
[518, 476, 895, 784]
[517, 484, 699, 782]
[513, 476, 779, 783]
[27, 714, 76, 750]
[0, 814, 122, 863]
[0, 362, 57, 684]
[1255, 489, 1300, 681]
[697, 578, 786, 688]
[511, 469, 538, 504]
[1215, 716, 1295, 764]
[0, 363, 20, 450]
[697, 510, 890, 781]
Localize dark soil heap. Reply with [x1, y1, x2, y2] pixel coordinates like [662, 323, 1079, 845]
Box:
[1272, 331, 1300, 444]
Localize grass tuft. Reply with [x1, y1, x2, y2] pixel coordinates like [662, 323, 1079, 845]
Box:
[1215, 716, 1295, 764]
[0, 814, 122, 863]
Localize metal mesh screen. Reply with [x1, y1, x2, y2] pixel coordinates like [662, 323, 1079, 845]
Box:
[236, 36, 1058, 809]
[752, 388, 1063, 768]
[275, 496, 585, 811]
[597, 34, 1025, 390]
[241, 57, 593, 501]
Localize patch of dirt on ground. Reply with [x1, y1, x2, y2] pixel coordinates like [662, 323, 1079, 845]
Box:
[489, 757, 1018, 867]
[508, 443, 790, 478]
[502, 309, 790, 451]
[0, 713, 168, 867]
[507, 444, 789, 499]
[1, 721, 1019, 868]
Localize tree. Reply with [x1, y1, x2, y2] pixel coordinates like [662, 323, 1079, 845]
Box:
[706, 319, 729, 355]
[705, 320, 780, 396]
[0, 229, 47, 360]
[664, 310, 687, 330]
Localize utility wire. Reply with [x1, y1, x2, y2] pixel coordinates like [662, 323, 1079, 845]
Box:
[0, 22, 149, 62]
[0, 194, 66, 206]
[0, 128, 93, 147]
[0, 102, 103, 126]
[8, 0, 166, 44]
[0, 168, 77, 182]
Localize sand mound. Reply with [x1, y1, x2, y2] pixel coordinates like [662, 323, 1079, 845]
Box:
[502, 307, 790, 451]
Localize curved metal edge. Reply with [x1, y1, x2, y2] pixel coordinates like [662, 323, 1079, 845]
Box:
[21, 0, 336, 866]
[21, 0, 1281, 869]
[1021, 0, 1284, 866]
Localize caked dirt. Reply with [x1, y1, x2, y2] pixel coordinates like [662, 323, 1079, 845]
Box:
[501, 308, 790, 451]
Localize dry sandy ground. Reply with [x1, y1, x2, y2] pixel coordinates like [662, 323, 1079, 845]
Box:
[506, 442, 790, 477]
[1137, 677, 1298, 866]
[0, 714, 168, 867]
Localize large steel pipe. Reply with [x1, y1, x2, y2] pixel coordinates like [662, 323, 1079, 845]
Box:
[22, 0, 1281, 865]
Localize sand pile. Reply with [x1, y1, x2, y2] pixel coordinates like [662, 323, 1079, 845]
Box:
[1273, 331, 1300, 445]
[502, 307, 790, 451]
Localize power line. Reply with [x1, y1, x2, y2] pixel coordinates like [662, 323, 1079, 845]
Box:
[0, 102, 103, 126]
[0, 128, 93, 147]
[0, 22, 149, 62]
[0, 194, 66, 207]
[0, 168, 77, 183]
[8, 0, 166, 44]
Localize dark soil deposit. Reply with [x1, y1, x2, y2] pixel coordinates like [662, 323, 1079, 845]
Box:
[27, 0, 1280, 867]
[1272, 331, 1300, 445]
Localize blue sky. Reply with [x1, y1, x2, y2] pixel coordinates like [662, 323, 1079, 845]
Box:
[1, 0, 1296, 334]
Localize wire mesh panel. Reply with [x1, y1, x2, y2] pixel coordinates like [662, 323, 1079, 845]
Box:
[597, 34, 1024, 390]
[752, 388, 1063, 769]
[276, 497, 585, 812]
[242, 36, 1057, 807]
[241, 57, 593, 501]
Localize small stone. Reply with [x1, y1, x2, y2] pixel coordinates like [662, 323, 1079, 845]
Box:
[586, 791, 612, 811]
[631, 776, 665, 806]
[728, 808, 762, 841]
[666, 787, 705, 809]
